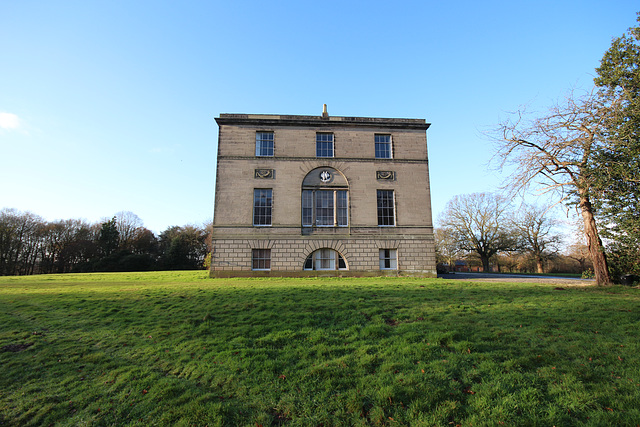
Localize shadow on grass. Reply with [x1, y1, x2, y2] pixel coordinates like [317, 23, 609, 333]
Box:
[1, 276, 640, 425]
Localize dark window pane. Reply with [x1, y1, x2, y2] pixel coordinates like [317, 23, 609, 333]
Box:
[256, 132, 274, 156]
[316, 133, 334, 157]
[253, 189, 272, 225]
[336, 190, 348, 226]
[302, 190, 313, 226]
[379, 248, 397, 269]
[338, 254, 346, 269]
[375, 134, 391, 159]
[315, 190, 334, 225]
[377, 190, 395, 226]
[252, 249, 271, 270]
[304, 255, 313, 270]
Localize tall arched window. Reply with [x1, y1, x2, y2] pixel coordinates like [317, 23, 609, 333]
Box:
[301, 167, 349, 227]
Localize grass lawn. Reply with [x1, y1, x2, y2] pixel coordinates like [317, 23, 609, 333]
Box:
[1, 272, 640, 426]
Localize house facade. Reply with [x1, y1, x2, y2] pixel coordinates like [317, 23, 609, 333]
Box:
[210, 107, 437, 277]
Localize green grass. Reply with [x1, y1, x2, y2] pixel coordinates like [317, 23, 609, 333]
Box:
[1, 272, 640, 426]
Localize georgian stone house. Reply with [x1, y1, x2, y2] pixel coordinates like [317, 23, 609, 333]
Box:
[210, 107, 436, 277]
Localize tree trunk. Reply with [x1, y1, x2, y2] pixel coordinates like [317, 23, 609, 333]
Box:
[536, 257, 544, 274]
[580, 195, 611, 285]
[481, 256, 490, 273]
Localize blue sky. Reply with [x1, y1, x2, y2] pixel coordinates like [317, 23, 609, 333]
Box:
[1, 1, 637, 233]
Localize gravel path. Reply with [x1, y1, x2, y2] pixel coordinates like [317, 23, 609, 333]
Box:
[438, 272, 595, 287]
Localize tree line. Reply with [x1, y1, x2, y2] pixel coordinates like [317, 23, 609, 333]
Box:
[438, 14, 640, 285]
[0, 209, 211, 276]
[436, 193, 591, 276]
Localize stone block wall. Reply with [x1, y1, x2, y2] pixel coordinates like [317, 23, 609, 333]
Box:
[210, 236, 436, 277]
[210, 112, 437, 278]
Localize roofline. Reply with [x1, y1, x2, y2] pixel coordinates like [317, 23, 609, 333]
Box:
[215, 113, 431, 130]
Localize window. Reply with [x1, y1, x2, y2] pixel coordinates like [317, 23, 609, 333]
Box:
[375, 134, 392, 159]
[253, 189, 272, 226]
[379, 249, 398, 270]
[252, 249, 271, 270]
[336, 191, 348, 226]
[377, 190, 395, 226]
[302, 190, 348, 227]
[302, 190, 313, 226]
[256, 132, 274, 156]
[315, 190, 334, 225]
[304, 249, 348, 270]
[316, 133, 334, 157]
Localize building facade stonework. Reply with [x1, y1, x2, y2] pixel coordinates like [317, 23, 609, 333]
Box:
[210, 110, 437, 277]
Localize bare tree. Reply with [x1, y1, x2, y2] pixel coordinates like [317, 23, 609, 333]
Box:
[566, 242, 592, 273]
[114, 211, 144, 251]
[0, 209, 44, 275]
[511, 204, 561, 274]
[492, 92, 613, 285]
[439, 193, 517, 273]
[434, 227, 463, 272]
[38, 221, 68, 273]
[38, 219, 97, 273]
[495, 252, 534, 273]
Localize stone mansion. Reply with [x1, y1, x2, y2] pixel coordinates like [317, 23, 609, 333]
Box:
[209, 107, 436, 277]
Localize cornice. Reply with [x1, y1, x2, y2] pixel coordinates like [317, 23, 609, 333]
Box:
[215, 114, 431, 130]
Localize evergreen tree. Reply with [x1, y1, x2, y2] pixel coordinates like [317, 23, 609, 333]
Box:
[593, 13, 640, 277]
[98, 217, 119, 257]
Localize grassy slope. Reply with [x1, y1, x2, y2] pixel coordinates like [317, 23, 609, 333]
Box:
[1, 272, 640, 426]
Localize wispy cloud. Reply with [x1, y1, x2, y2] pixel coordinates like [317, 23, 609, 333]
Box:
[0, 112, 21, 130]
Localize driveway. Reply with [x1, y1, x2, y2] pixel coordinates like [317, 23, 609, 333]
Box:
[438, 272, 594, 286]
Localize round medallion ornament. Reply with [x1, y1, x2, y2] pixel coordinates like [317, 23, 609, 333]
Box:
[319, 170, 332, 183]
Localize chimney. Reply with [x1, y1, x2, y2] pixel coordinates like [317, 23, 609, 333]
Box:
[322, 104, 329, 118]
